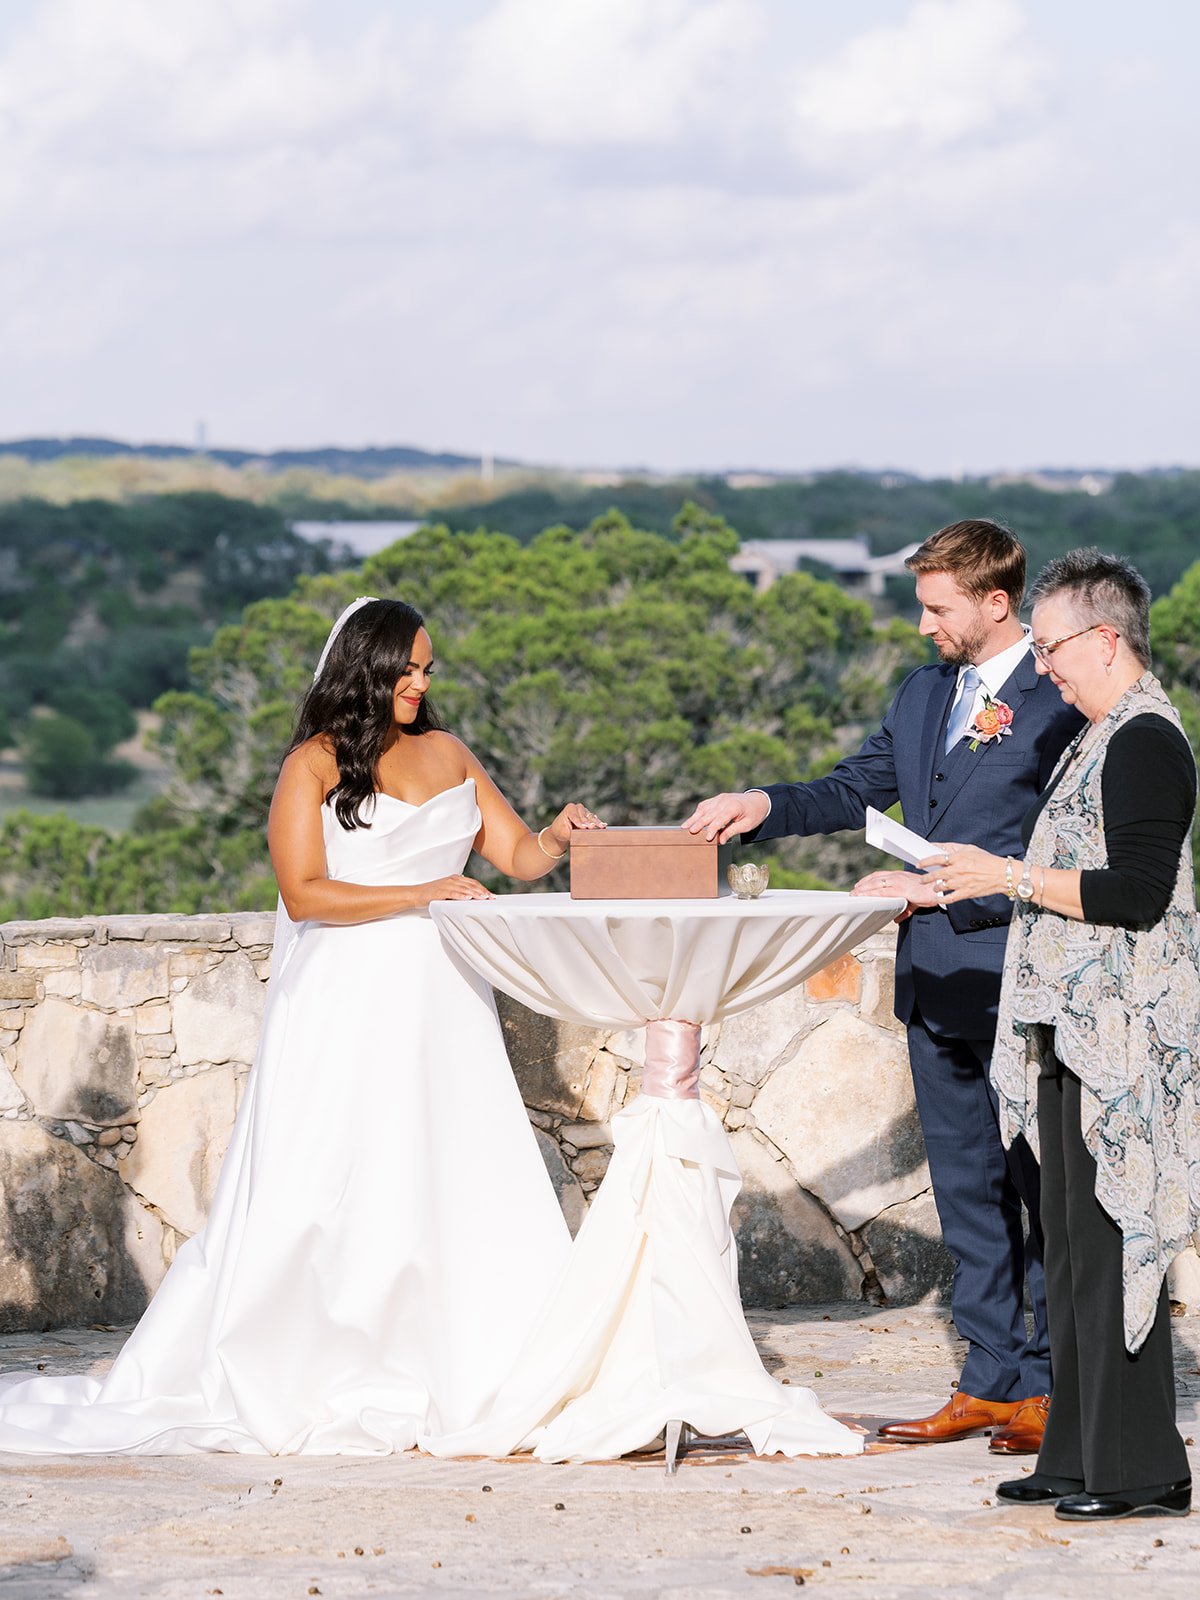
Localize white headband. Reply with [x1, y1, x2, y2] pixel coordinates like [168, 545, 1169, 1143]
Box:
[312, 596, 379, 682]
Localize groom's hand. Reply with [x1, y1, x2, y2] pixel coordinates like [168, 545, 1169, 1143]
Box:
[853, 869, 941, 923]
[681, 790, 770, 845]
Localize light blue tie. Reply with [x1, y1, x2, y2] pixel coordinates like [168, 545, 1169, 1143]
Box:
[943, 666, 981, 754]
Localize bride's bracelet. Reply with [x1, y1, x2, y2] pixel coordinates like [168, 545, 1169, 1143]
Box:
[537, 827, 567, 861]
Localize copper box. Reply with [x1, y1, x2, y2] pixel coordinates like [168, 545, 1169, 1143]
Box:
[569, 826, 733, 900]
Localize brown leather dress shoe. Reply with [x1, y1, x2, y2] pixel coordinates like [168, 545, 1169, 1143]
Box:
[988, 1394, 1050, 1455]
[878, 1391, 1021, 1444]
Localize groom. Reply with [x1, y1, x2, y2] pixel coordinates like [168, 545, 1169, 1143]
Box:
[683, 519, 1084, 1452]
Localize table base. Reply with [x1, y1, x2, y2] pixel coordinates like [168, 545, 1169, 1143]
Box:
[421, 1019, 863, 1467]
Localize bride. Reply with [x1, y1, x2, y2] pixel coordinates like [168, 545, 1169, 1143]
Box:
[0, 596, 603, 1455]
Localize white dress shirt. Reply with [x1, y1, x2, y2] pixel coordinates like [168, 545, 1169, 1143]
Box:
[948, 631, 1032, 734]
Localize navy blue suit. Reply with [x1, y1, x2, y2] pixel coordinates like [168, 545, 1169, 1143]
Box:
[749, 649, 1083, 1399]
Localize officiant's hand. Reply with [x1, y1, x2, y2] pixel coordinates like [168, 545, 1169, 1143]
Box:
[918, 843, 1008, 905]
[681, 790, 771, 844]
[852, 869, 942, 923]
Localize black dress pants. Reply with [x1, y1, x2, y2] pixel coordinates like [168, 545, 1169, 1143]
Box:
[1036, 1052, 1188, 1493]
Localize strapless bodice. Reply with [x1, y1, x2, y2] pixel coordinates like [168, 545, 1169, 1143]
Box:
[322, 778, 481, 886]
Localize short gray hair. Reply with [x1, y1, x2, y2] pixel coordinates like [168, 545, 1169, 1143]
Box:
[1029, 547, 1151, 668]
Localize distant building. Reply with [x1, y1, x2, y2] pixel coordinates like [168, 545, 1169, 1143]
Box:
[723, 472, 786, 489]
[730, 535, 920, 597]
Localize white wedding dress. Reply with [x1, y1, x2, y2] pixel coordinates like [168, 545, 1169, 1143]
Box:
[0, 778, 571, 1455]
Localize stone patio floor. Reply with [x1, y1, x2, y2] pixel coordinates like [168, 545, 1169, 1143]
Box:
[1, 1304, 1198, 1599]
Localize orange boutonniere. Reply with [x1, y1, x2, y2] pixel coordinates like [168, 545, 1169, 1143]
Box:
[969, 695, 1014, 751]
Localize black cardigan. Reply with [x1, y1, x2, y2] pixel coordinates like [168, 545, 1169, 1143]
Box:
[1021, 714, 1196, 927]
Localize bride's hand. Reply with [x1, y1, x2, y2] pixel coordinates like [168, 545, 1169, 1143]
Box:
[542, 802, 606, 855]
[414, 875, 495, 907]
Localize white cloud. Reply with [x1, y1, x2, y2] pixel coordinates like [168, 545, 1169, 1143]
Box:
[446, 0, 759, 146]
[0, 0, 413, 219]
[2, 1, 304, 148]
[792, 0, 1046, 156]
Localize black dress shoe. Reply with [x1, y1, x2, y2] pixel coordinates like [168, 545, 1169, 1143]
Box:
[996, 1472, 1084, 1504]
[1055, 1479, 1191, 1521]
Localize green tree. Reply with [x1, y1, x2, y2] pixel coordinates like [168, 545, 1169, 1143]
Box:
[430, 469, 1200, 599]
[0, 810, 275, 920]
[3, 511, 934, 916]
[150, 510, 926, 901]
[0, 492, 342, 799]
[1150, 560, 1200, 696]
[22, 714, 136, 800]
[1151, 560, 1200, 891]
[46, 686, 136, 754]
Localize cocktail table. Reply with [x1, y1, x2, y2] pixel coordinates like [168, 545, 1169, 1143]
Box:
[429, 888, 904, 1469]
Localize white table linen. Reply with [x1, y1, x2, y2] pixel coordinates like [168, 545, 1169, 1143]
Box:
[430, 888, 903, 1028]
[426, 889, 903, 1464]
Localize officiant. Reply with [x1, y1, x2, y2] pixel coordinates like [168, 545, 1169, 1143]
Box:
[683, 520, 1083, 1453]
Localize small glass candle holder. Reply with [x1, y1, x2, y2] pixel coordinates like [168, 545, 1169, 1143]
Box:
[727, 862, 769, 900]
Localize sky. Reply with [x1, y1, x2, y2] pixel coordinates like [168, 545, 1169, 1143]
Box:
[0, 0, 1197, 476]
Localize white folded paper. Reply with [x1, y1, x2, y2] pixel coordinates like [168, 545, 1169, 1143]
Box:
[864, 806, 943, 870]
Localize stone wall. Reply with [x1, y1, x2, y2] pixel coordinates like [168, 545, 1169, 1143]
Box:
[4, 912, 1198, 1333]
[0, 914, 271, 1331]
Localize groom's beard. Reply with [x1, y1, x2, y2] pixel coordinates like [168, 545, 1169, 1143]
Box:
[934, 618, 989, 668]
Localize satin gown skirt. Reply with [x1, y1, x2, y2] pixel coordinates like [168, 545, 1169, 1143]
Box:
[0, 780, 571, 1455]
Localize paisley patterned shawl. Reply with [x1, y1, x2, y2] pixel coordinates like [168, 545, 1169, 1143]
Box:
[991, 673, 1200, 1352]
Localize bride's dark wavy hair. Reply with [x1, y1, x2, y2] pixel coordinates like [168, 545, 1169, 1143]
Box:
[288, 599, 446, 830]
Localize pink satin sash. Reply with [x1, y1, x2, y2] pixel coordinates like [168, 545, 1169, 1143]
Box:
[642, 1019, 701, 1100]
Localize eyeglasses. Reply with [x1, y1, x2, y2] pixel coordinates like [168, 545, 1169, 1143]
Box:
[1030, 625, 1114, 663]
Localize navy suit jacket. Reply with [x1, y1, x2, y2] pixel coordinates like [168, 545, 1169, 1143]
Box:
[748, 650, 1084, 1039]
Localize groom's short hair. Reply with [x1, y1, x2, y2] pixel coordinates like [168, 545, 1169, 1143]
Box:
[905, 519, 1026, 611]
